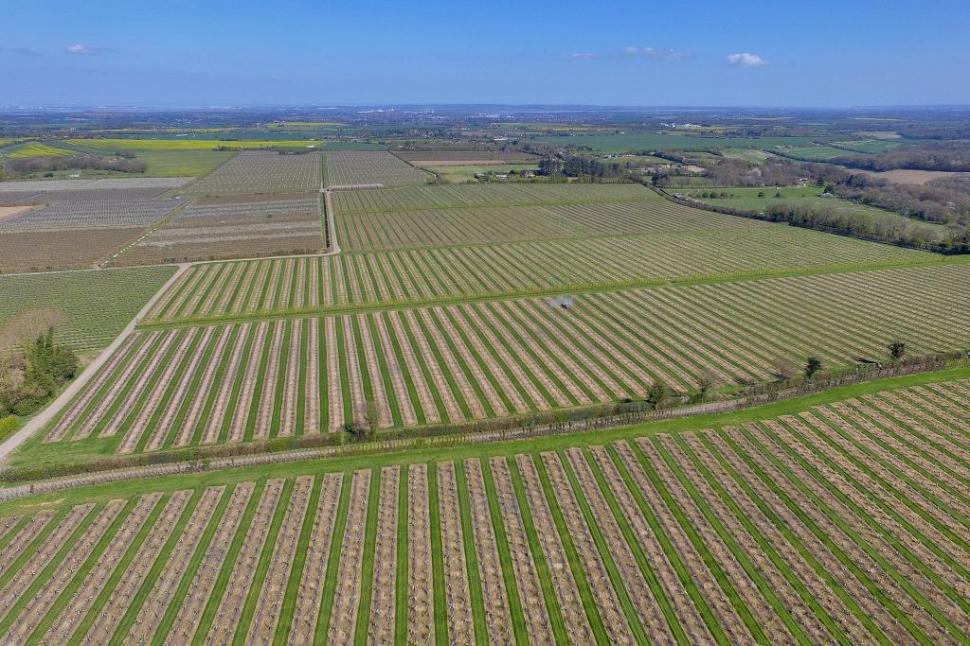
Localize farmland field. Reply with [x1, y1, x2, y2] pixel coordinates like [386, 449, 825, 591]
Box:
[395, 150, 540, 164]
[0, 188, 182, 232]
[336, 185, 879, 251]
[679, 186, 950, 240]
[179, 151, 321, 196]
[332, 182, 648, 213]
[65, 138, 325, 151]
[2, 142, 75, 159]
[31, 262, 970, 457]
[0, 267, 177, 352]
[322, 151, 429, 187]
[858, 169, 968, 186]
[145, 229, 936, 323]
[533, 133, 826, 153]
[0, 177, 191, 192]
[423, 163, 538, 183]
[1, 375, 967, 643]
[113, 193, 324, 264]
[0, 228, 147, 274]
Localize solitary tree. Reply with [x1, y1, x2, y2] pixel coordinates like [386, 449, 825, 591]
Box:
[689, 369, 718, 403]
[804, 356, 822, 379]
[645, 380, 670, 410]
[888, 340, 906, 361]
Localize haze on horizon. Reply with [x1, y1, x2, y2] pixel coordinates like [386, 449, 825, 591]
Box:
[2, 0, 969, 108]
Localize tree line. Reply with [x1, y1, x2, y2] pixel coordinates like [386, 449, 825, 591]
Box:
[4, 154, 147, 177]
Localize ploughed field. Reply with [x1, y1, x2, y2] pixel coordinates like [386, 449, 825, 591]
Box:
[111, 193, 325, 264]
[1, 378, 967, 643]
[32, 263, 970, 454]
[0, 182, 188, 273]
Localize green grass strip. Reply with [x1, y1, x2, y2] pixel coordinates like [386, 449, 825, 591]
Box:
[426, 463, 449, 644]
[314, 471, 353, 643]
[233, 479, 295, 644]
[150, 486, 234, 645]
[353, 468, 382, 644]
[531, 453, 610, 645]
[673, 435, 849, 644]
[334, 317, 354, 429]
[556, 450, 649, 644]
[454, 461, 489, 645]
[394, 466, 409, 645]
[479, 459, 529, 645]
[268, 321, 294, 438]
[650, 437, 812, 644]
[23, 497, 139, 643]
[605, 444, 730, 644]
[629, 438, 767, 643]
[242, 324, 277, 442]
[505, 457, 570, 644]
[698, 433, 889, 644]
[295, 318, 310, 436]
[719, 429, 929, 644]
[582, 449, 689, 644]
[0, 501, 105, 635]
[189, 480, 265, 645]
[273, 477, 323, 645]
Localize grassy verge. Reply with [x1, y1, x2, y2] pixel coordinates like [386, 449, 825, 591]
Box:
[2, 366, 967, 512]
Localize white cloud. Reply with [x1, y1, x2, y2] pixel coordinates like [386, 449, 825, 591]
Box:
[65, 43, 109, 55]
[726, 52, 767, 68]
[624, 46, 687, 61]
[569, 46, 687, 62]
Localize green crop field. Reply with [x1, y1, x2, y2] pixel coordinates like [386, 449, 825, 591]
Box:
[832, 139, 901, 154]
[3, 142, 75, 159]
[1, 373, 966, 643]
[423, 163, 538, 183]
[0, 267, 177, 353]
[23, 261, 969, 466]
[66, 138, 327, 151]
[774, 144, 858, 161]
[680, 185, 950, 240]
[533, 133, 826, 153]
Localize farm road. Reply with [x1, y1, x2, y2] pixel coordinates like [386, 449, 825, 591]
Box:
[0, 263, 191, 463]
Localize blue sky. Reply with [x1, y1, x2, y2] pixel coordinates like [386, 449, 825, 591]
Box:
[2, 0, 969, 107]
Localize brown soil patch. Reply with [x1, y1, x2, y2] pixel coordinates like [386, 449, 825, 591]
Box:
[859, 169, 967, 186]
[0, 205, 38, 223]
[0, 227, 143, 273]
